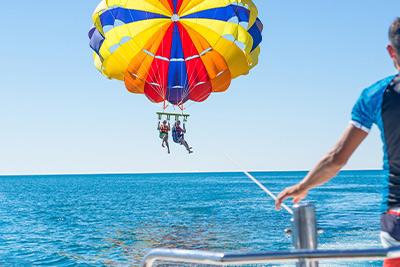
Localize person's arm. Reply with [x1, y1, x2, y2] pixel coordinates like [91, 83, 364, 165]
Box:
[182, 123, 186, 133]
[168, 122, 171, 131]
[157, 121, 160, 131]
[275, 124, 368, 210]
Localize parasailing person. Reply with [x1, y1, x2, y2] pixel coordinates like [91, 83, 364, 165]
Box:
[158, 120, 171, 154]
[172, 120, 193, 154]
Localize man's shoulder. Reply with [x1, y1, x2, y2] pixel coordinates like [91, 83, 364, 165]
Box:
[351, 76, 396, 130]
[361, 75, 397, 97]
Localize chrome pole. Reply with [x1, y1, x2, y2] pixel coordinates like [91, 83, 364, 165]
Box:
[292, 204, 319, 267]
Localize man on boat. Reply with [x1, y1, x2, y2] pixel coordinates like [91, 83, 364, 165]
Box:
[275, 18, 400, 266]
[173, 121, 193, 154]
[158, 120, 170, 154]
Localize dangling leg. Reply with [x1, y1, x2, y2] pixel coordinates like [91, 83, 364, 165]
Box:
[161, 133, 165, 148]
[187, 142, 193, 153]
[166, 140, 170, 154]
[180, 139, 193, 153]
[163, 135, 170, 154]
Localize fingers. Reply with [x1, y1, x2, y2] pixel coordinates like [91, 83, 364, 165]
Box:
[293, 197, 302, 204]
[275, 190, 289, 211]
[275, 185, 308, 211]
[275, 200, 281, 211]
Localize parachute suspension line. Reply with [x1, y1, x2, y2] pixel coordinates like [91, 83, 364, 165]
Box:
[163, 101, 169, 110]
[177, 101, 184, 111]
[192, 124, 293, 215]
[147, 16, 245, 108]
[178, 44, 256, 111]
[181, 43, 252, 110]
[181, 11, 215, 103]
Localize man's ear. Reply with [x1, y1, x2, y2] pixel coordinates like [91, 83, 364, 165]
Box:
[388, 45, 397, 59]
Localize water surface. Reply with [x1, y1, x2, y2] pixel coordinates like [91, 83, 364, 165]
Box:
[0, 170, 384, 266]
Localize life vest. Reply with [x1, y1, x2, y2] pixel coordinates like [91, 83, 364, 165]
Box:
[160, 125, 168, 133]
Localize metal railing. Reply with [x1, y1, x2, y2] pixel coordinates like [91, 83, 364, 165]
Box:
[141, 204, 399, 266]
[141, 247, 400, 267]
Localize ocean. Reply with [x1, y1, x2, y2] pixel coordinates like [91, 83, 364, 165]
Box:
[0, 170, 385, 266]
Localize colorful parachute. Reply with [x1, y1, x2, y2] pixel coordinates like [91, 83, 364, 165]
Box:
[89, 0, 263, 109]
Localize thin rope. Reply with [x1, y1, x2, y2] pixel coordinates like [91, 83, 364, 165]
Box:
[192, 124, 293, 215]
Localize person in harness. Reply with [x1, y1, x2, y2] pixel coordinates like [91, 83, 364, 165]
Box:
[158, 120, 170, 154]
[172, 121, 193, 154]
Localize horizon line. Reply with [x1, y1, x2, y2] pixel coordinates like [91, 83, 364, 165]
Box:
[0, 168, 383, 177]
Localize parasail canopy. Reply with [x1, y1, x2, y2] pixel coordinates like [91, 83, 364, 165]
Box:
[89, 0, 263, 109]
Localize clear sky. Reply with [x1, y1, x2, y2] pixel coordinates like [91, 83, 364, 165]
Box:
[0, 1, 399, 175]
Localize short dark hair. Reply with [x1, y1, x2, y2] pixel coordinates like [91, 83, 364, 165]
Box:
[389, 18, 400, 54]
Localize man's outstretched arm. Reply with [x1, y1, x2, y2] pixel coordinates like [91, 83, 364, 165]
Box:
[275, 124, 368, 210]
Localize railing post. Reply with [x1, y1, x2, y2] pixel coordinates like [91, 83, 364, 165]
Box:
[292, 203, 319, 267]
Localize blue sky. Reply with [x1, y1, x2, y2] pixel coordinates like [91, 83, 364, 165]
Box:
[0, 1, 399, 175]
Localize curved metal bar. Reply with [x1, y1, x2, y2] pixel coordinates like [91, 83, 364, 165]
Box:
[141, 249, 224, 267]
[141, 247, 400, 267]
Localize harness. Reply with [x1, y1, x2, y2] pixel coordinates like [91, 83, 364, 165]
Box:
[172, 125, 184, 144]
[175, 126, 183, 137]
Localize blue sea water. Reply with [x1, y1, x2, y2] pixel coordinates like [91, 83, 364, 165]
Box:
[0, 170, 385, 266]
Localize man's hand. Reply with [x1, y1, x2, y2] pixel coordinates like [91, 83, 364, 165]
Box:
[275, 184, 308, 211]
[275, 125, 368, 211]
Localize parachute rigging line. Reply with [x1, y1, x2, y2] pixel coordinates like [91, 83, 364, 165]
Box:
[193, 124, 293, 215]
